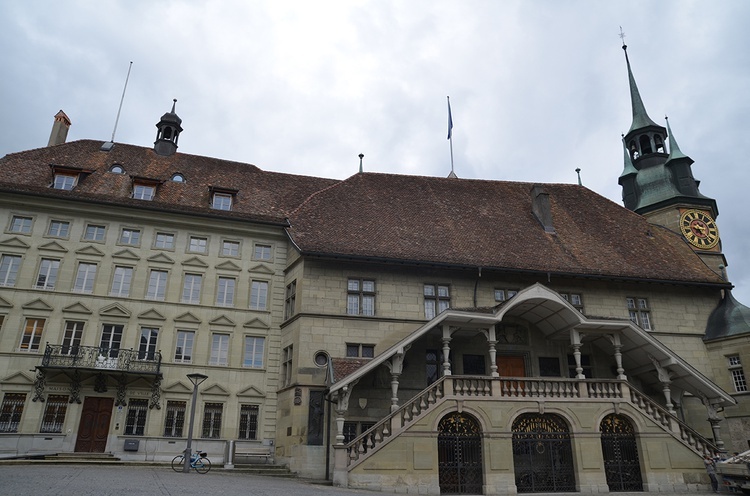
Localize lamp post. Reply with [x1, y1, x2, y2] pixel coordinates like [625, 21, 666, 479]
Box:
[183, 372, 208, 473]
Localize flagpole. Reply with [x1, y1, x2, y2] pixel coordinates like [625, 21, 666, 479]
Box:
[447, 96, 454, 175]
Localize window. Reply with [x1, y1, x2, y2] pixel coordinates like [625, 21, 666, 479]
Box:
[133, 184, 155, 201]
[250, 280, 268, 310]
[238, 405, 259, 440]
[212, 193, 232, 211]
[73, 262, 97, 293]
[560, 292, 584, 313]
[19, 318, 45, 352]
[120, 228, 141, 246]
[100, 324, 124, 358]
[9, 215, 32, 234]
[174, 330, 194, 363]
[253, 244, 272, 261]
[154, 232, 175, 249]
[539, 357, 561, 377]
[285, 280, 296, 319]
[124, 399, 148, 435]
[53, 173, 77, 190]
[283, 345, 293, 386]
[347, 278, 375, 316]
[729, 355, 748, 393]
[110, 164, 124, 174]
[346, 343, 374, 358]
[47, 220, 70, 238]
[171, 173, 185, 183]
[110, 266, 133, 297]
[216, 277, 235, 307]
[188, 236, 207, 253]
[243, 336, 265, 368]
[494, 288, 518, 302]
[40, 395, 69, 433]
[181, 273, 203, 304]
[221, 240, 240, 257]
[567, 354, 592, 378]
[138, 327, 159, 360]
[343, 421, 376, 445]
[424, 284, 450, 319]
[209, 334, 229, 366]
[163, 401, 186, 437]
[0, 393, 26, 433]
[0, 254, 21, 287]
[61, 321, 84, 355]
[146, 270, 168, 300]
[462, 354, 486, 375]
[83, 224, 106, 242]
[202, 403, 223, 438]
[627, 297, 652, 330]
[426, 349, 440, 385]
[35, 258, 60, 289]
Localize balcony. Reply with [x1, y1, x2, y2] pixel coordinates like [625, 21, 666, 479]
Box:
[40, 344, 161, 375]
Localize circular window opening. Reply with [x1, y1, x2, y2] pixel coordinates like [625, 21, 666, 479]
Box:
[110, 164, 124, 174]
[171, 173, 185, 182]
[314, 351, 329, 367]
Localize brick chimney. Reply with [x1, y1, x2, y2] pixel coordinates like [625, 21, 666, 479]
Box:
[47, 110, 71, 146]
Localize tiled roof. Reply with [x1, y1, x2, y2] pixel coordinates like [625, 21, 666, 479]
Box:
[0, 140, 338, 224]
[330, 357, 371, 383]
[286, 172, 726, 285]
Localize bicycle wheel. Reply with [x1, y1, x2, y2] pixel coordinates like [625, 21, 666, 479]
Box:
[194, 456, 211, 474]
[171, 455, 185, 472]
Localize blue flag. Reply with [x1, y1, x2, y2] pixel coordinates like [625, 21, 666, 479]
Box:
[447, 97, 453, 140]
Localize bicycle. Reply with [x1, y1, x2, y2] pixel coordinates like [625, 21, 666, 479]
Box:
[171, 450, 211, 474]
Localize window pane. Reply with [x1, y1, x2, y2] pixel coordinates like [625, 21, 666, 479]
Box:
[362, 295, 375, 316]
[254, 244, 272, 260]
[146, 270, 167, 300]
[347, 294, 359, 315]
[73, 262, 97, 293]
[346, 344, 359, 357]
[424, 284, 435, 297]
[222, 241, 239, 257]
[48, 220, 70, 237]
[181, 274, 202, 304]
[189, 237, 207, 253]
[250, 281, 268, 310]
[84, 224, 105, 241]
[164, 401, 186, 437]
[10, 216, 32, 233]
[0, 255, 21, 287]
[154, 232, 174, 249]
[210, 334, 229, 366]
[174, 331, 194, 363]
[243, 337, 265, 368]
[362, 280, 375, 293]
[361, 345, 374, 358]
[111, 266, 133, 297]
[348, 279, 359, 291]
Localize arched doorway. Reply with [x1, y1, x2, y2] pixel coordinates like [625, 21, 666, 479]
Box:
[600, 414, 643, 491]
[512, 413, 575, 493]
[438, 412, 483, 494]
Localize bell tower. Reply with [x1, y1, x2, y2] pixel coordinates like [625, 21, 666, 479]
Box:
[154, 99, 183, 157]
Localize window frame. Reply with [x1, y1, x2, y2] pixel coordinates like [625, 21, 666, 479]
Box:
[119, 228, 141, 246]
[110, 266, 134, 297]
[238, 404, 259, 440]
[35, 258, 61, 289]
[346, 343, 375, 358]
[209, 333, 230, 366]
[347, 278, 376, 316]
[83, 224, 106, 242]
[40, 394, 69, 433]
[221, 240, 240, 257]
[124, 399, 149, 435]
[211, 192, 233, 211]
[243, 336, 265, 369]
[47, 220, 70, 238]
[163, 400, 186, 437]
[0, 254, 22, 287]
[559, 292, 584, 313]
[181, 273, 203, 304]
[61, 321, 84, 356]
[132, 183, 156, 201]
[201, 402, 223, 439]
[627, 297, 653, 330]
[19, 318, 45, 353]
[53, 173, 78, 190]
[0, 393, 27, 433]
[174, 330, 195, 364]
[153, 232, 175, 250]
[285, 280, 297, 320]
[424, 283, 450, 320]
[253, 243, 272, 261]
[728, 355, 748, 393]
[9, 215, 33, 234]
[72, 261, 98, 293]
[216, 276, 236, 307]
[250, 280, 269, 311]
[138, 327, 159, 361]
[146, 269, 168, 301]
[188, 236, 208, 254]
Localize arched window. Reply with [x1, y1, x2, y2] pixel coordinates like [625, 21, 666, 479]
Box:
[629, 140, 639, 160]
[654, 135, 665, 153]
[163, 127, 172, 140]
[639, 135, 652, 155]
[110, 164, 124, 174]
[171, 173, 185, 183]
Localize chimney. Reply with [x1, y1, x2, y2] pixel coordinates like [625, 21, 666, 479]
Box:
[48, 110, 72, 146]
[531, 184, 556, 234]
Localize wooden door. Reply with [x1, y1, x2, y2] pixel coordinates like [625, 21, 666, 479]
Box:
[498, 355, 526, 395]
[75, 397, 113, 452]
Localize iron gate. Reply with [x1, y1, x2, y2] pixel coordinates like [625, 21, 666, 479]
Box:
[438, 412, 483, 494]
[512, 413, 575, 493]
[600, 414, 643, 491]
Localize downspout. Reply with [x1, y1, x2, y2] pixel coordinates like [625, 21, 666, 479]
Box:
[473, 267, 482, 307]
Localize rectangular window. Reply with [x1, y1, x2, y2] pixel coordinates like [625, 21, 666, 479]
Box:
[243, 336, 265, 368]
[154, 232, 175, 249]
[40, 395, 69, 433]
[729, 355, 748, 393]
[347, 278, 375, 316]
[110, 266, 133, 297]
[0, 254, 21, 287]
[209, 334, 229, 366]
[238, 405, 259, 440]
[346, 343, 374, 358]
[567, 354, 593, 378]
[174, 330, 194, 364]
[146, 270, 168, 300]
[216, 277, 235, 307]
[250, 280, 268, 310]
[36, 258, 60, 289]
[188, 236, 207, 253]
[0, 393, 26, 433]
[124, 399, 148, 435]
[73, 262, 98, 293]
[53, 173, 77, 190]
[560, 292, 584, 313]
[627, 297, 652, 330]
[83, 224, 106, 241]
[462, 354, 486, 375]
[133, 184, 155, 201]
[221, 240, 240, 257]
[120, 228, 141, 246]
[138, 327, 159, 360]
[163, 401, 186, 437]
[493, 288, 518, 302]
[181, 273, 203, 304]
[61, 321, 84, 355]
[9, 216, 33, 234]
[201, 403, 223, 438]
[539, 357, 562, 377]
[212, 193, 232, 211]
[19, 318, 45, 352]
[426, 349, 440, 386]
[285, 280, 296, 319]
[47, 220, 70, 238]
[253, 244, 272, 261]
[100, 324, 124, 358]
[282, 345, 293, 387]
[424, 284, 450, 320]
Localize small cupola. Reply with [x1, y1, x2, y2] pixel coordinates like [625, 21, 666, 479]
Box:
[154, 99, 183, 156]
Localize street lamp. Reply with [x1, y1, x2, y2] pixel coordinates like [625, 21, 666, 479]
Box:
[183, 372, 208, 473]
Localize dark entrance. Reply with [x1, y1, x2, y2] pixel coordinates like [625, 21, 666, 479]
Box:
[438, 412, 483, 494]
[512, 413, 575, 493]
[600, 414, 643, 491]
[75, 397, 113, 452]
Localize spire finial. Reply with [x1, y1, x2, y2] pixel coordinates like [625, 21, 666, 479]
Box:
[358, 153, 364, 173]
[664, 115, 688, 160]
[575, 168, 582, 186]
[619, 26, 627, 49]
[171, 98, 177, 113]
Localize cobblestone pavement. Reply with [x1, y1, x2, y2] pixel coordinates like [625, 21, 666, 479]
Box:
[0, 464, 722, 496]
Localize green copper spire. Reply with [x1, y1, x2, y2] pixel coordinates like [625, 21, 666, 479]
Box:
[623, 43, 660, 134]
[619, 135, 638, 178]
[665, 116, 688, 160]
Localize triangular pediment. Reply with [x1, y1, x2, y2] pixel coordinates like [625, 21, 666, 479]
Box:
[202, 383, 230, 396]
[147, 253, 175, 264]
[243, 317, 270, 329]
[137, 308, 166, 321]
[209, 315, 236, 326]
[1, 372, 34, 385]
[127, 377, 154, 389]
[75, 245, 106, 257]
[248, 264, 274, 275]
[175, 312, 201, 324]
[112, 248, 140, 260]
[0, 295, 12, 308]
[0, 236, 30, 249]
[182, 256, 209, 268]
[38, 241, 68, 253]
[216, 260, 242, 272]
[162, 381, 194, 394]
[100, 302, 131, 318]
[22, 298, 53, 311]
[237, 385, 265, 398]
[62, 302, 93, 314]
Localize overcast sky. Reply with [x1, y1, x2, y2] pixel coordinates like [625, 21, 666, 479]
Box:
[1, 0, 749, 304]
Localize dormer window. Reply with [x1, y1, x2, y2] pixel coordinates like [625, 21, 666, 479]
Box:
[171, 173, 185, 183]
[50, 165, 88, 190]
[110, 164, 125, 174]
[133, 184, 155, 201]
[209, 187, 238, 211]
[53, 173, 77, 190]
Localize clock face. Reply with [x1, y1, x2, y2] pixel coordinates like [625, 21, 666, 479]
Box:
[680, 209, 719, 249]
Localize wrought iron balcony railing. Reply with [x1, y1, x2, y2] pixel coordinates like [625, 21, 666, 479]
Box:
[40, 344, 161, 374]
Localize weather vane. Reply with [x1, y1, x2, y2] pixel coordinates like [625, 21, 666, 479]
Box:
[619, 26, 626, 48]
